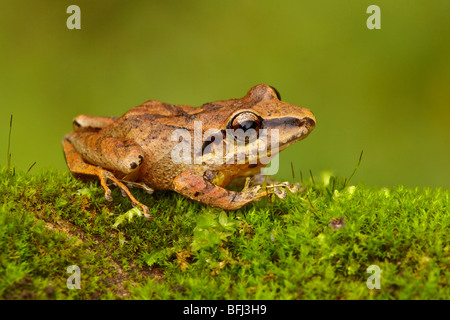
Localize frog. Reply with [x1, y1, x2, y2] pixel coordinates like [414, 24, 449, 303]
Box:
[62, 84, 316, 220]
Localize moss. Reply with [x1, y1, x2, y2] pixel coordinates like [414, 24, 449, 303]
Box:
[0, 167, 448, 299]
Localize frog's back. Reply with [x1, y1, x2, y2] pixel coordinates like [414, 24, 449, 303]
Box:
[123, 100, 200, 124]
[100, 101, 195, 137]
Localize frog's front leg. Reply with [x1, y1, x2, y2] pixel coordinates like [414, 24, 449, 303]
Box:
[173, 169, 298, 210]
[62, 132, 153, 220]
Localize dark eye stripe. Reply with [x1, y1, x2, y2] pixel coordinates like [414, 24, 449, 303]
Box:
[263, 117, 315, 129]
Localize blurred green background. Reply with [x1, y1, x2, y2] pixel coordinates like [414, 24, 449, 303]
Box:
[0, 0, 449, 188]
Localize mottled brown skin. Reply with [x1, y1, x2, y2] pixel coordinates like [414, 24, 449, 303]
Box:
[62, 84, 316, 219]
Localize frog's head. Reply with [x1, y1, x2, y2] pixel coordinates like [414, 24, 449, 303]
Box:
[228, 84, 316, 155]
[200, 84, 316, 180]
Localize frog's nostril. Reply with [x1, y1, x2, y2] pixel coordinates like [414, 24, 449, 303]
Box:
[305, 117, 315, 129]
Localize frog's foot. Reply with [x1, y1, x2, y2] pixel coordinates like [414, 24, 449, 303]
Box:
[240, 177, 299, 198]
[119, 180, 154, 195]
[241, 176, 300, 194]
[238, 181, 299, 203]
[99, 171, 152, 220]
[265, 181, 300, 199]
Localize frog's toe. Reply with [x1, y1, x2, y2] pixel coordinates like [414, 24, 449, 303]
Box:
[129, 200, 152, 220]
[284, 182, 299, 194]
[273, 188, 287, 199]
[137, 183, 154, 195]
[132, 202, 152, 220]
[104, 189, 113, 202]
[271, 181, 300, 194]
[142, 205, 152, 221]
[122, 180, 154, 195]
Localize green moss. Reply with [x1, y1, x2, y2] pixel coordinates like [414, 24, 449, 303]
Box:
[0, 167, 448, 299]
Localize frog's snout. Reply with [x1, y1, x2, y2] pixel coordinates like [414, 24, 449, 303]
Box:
[297, 117, 316, 132]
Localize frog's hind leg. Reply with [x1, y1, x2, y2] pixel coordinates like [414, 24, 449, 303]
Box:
[62, 134, 153, 220]
[65, 131, 145, 175]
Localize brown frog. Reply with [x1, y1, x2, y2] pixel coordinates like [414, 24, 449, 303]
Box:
[62, 84, 316, 219]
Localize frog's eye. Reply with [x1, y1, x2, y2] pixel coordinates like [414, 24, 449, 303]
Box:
[228, 112, 262, 143]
